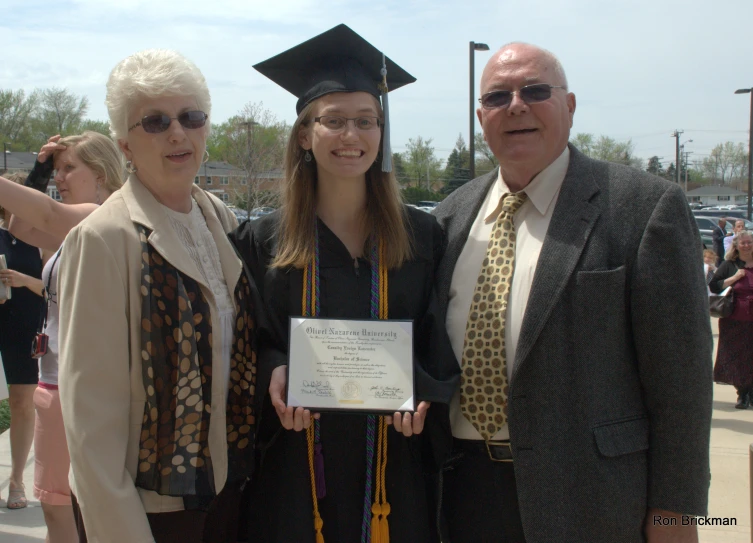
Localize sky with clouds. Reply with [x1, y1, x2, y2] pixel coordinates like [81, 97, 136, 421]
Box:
[3, 0, 752, 167]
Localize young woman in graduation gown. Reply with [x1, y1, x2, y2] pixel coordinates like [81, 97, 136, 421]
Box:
[230, 25, 458, 543]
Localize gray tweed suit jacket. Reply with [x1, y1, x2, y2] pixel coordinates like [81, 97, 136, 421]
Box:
[432, 144, 713, 543]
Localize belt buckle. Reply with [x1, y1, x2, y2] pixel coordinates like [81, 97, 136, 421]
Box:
[485, 440, 513, 462]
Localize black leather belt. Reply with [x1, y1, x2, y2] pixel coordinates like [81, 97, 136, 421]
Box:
[453, 438, 514, 462]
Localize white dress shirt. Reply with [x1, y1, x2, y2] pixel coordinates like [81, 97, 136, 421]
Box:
[446, 147, 570, 440]
[723, 234, 734, 254]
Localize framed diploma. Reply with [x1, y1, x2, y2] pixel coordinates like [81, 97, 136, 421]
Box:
[287, 317, 415, 413]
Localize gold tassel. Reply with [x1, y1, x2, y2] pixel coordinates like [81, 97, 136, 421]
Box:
[371, 502, 382, 543]
[370, 415, 390, 543]
[305, 261, 324, 542]
[314, 515, 324, 543]
[380, 507, 390, 543]
[379, 416, 390, 542]
[374, 253, 390, 542]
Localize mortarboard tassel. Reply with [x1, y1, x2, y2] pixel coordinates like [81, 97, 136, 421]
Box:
[380, 54, 392, 173]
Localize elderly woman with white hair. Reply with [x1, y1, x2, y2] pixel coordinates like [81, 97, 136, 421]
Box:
[57, 50, 257, 543]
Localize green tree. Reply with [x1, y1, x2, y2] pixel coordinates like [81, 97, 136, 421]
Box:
[391, 152, 409, 186]
[572, 133, 643, 169]
[571, 133, 594, 155]
[78, 119, 111, 136]
[442, 134, 470, 194]
[207, 102, 288, 215]
[665, 162, 676, 182]
[33, 87, 89, 139]
[474, 132, 498, 176]
[646, 156, 664, 177]
[404, 136, 442, 189]
[1, 87, 102, 151]
[700, 142, 748, 185]
[0, 89, 40, 145]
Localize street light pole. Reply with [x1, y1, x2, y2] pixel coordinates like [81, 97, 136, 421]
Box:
[241, 120, 259, 219]
[735, 88, 753, 220]
[469, 41, 489, 180]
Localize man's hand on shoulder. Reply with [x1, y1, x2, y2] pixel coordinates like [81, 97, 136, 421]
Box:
[645, 508, 699, 543]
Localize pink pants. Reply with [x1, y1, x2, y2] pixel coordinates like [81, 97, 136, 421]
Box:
[33, 384, 72, 505]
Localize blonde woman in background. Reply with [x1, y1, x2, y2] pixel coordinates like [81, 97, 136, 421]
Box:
[0, 131, 124, 542]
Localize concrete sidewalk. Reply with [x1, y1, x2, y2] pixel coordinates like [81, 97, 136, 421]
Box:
[0, 319, 750, 542]
[0, 432, 46, 542]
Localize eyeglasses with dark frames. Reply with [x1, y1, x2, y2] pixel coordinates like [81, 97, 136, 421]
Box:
[478, 84, 566, 110]
[314, 116, 381, 132]
[128, 111, 208, 134]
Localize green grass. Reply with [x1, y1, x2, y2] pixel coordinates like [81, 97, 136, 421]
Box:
[0, 398, 10, 434]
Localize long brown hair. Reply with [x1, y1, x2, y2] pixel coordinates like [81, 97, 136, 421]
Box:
[272, 99, 412, 270]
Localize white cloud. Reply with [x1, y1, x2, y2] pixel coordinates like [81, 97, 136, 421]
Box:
[2, 0, 752, 161]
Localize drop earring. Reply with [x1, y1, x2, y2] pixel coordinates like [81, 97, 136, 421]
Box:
[125, 160, 137, 174]
[96, 183, 102, 205]
[304, 150, 312, 163]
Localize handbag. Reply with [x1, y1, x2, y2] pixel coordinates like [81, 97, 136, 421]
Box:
[31, 249, 61, 358]
[709, 286, 734, 319]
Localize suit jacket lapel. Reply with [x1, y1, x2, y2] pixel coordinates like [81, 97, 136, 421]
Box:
[514, 148, 601, 376]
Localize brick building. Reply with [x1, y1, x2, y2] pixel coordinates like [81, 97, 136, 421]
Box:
[1, 151, 62, 200]
[195, 161, 283, 205]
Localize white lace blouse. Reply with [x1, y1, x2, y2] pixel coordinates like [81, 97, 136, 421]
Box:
[161, 198, 235, 386]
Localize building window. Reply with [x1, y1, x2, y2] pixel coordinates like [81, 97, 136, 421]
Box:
[194, 176, 199, 184]
[221, 193, 229, 203]
[220, 176, 229, 185]
[48, 188, 61, 201]
[206, 176, 212, 185]
[718, 196, 730, 201]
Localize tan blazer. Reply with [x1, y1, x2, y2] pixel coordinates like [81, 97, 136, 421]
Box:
[58, 175, 240, 543]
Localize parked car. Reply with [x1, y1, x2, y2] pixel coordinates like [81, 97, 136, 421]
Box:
[695, 215, 753, 248]
[692, 208, 748, 220]
[230, 206, 276, 222]
[415, 201, 439, 210]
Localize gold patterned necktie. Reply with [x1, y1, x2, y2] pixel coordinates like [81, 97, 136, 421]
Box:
[460, 191, 528, 440]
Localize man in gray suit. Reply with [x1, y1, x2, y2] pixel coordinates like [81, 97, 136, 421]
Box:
[431, 43, 712, 543]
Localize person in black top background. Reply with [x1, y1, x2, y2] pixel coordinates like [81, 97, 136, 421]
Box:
[0, 171, 46, 509]
[712, 218, 728, 266]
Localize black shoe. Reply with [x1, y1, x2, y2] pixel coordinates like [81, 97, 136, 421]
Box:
[735, 392, 750, 409]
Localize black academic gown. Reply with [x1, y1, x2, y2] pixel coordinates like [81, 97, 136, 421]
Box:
[230, 207, 457, 543]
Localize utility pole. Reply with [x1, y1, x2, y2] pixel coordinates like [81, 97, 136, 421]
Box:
[683, 150, 693, 194]
[671, 130, 683, 184]
[736, 88, 753, 220]
[469, 41, 489, 180]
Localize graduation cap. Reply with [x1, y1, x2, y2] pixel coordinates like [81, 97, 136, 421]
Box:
[253, 24, 416, 172]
